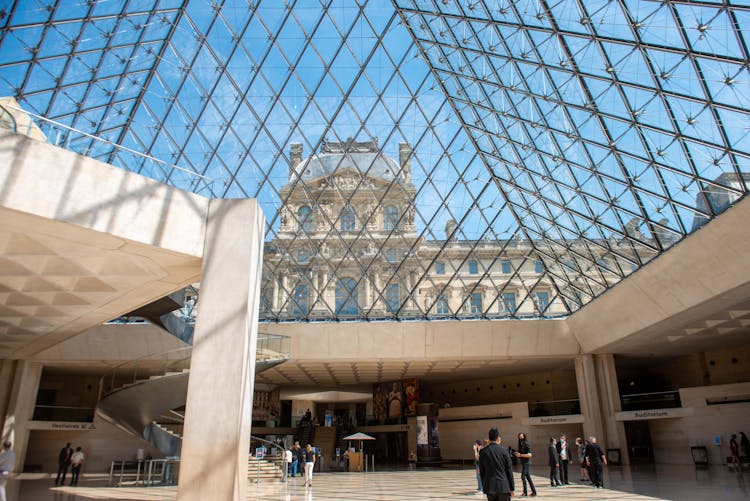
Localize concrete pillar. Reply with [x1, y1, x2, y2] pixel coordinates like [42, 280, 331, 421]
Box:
[1, 360, 42, 473]
[574, 354, 629, 465]
[177, 199, 264, 501]
[271, 278, 279, 311]
[594, 354, 629, 465]
[363, 277, 371, 310]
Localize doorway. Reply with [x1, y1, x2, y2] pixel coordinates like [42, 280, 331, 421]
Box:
[624, 420, 654, 463]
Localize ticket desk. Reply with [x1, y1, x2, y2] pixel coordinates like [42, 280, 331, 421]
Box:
[348, 451, 364, 471]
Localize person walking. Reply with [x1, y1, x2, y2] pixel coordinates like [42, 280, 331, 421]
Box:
[547, 437, 561, 487]
[290, 444, 299, 477]
[0, 441, 15, 501]
[575, 437, 590, 482]
[69, 447, 84, 486]
[478, 427, 515, 501]
[296, 443, 305, 477]
[303, 444, 315, 487]
[556, 434, 571, 485]
[584, 436, 607, 488]
[55, 442, 73, 486]
[740, 432, 750, 461]
[515, 432, 537, 497]
[473, 439, 483, 495]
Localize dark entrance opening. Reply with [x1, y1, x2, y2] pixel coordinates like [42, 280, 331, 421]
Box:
[624, 420, 655, 463]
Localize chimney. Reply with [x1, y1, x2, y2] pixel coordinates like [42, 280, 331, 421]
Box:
[399, 142, 412, 183]
[290, 143, 303, 179]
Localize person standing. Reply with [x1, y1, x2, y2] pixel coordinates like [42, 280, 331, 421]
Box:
[547, 437, 561, 487]
[303, 444, 315, 487]
[556, 434, 571, 485]
[740, 432, 750, 461]
[515, 432, 537, 497]
[284, 447, 293, 480]
[729, 434, 740, 470]
[296, 443, 305, 477]
[55, 442, 73, 486]
[584, 436, 607, 488]
[290, 444, 299, 477]
[69, 447, 84, 486]
[473, 439, 483, 495]
[575, 437, 589, 482]
[0, 441, 15, 501]
[478, 428, 515, 501]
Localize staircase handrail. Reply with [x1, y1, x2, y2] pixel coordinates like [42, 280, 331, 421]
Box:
[249, 434, 287, 482]
[3, 104, 215, 197]
[98, 346, 193, 399]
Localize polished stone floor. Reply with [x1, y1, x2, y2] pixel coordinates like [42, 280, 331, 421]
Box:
[6, 465, 750, 500]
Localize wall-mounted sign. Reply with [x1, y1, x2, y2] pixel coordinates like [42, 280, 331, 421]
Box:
[522, 415, 585, 426]
[615, 407, 694, 421]
[28, 421, 96, 431]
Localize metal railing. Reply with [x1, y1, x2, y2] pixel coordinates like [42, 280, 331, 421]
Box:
[108, 458, 180, 487]
[2, 104, 215, 198]
[32, 405, 95, 422]
[249, 435, 287, 483]
[99, 346, 193, 398]
[528, 398, 581, 417]
[620, 390, 681, 411]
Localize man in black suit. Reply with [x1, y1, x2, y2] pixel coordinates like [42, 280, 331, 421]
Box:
[547, 437, 561, 487]
[556, 434, 571, 485]
[478, 427, 515, 501]
[584, 436, 607, 488]
[55, 442, 73, 485]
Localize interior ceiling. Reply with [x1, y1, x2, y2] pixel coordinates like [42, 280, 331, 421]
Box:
[0, 1, 748, 322]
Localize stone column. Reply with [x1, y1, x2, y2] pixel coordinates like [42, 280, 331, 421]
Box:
[177, 199, 264, 501]
[363, 276, 371, 310]
[595, 353, 630, 465]
[271, 277, 279, 311]
[1, 360, 42, 473]
[574, 353, 629, 465]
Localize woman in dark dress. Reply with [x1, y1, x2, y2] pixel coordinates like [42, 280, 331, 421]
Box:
[547, 437, 560, 487]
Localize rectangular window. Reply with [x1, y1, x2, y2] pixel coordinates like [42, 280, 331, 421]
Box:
[435, 261, 445, 274]
[385, 283, 399, 313]
[470, 292, 482, 314]
[533, 260, 544, 274]
[468, 260, 478, 274]
[292, 284, 308, 315]
[502, 292, 516, 314]
[534, 291, 549, 312]
[501, 260, 511, 274]
[436, 294, 449, 314]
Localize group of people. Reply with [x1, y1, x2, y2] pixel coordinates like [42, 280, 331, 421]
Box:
[473, 430, 607, 499]
[729, 431, 750, 468]
[547, 435, 606, 489]
[55, 442, 85, 487]
[284, 442, 316, 487]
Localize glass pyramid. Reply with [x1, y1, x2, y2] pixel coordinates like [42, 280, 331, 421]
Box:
[1, 0, 747, 321]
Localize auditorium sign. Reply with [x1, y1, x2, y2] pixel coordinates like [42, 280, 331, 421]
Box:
[615, 407, 693, 421]
[523, 414, 585, 426]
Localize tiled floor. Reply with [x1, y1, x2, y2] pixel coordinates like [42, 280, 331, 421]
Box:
[6, 465, 750, 500]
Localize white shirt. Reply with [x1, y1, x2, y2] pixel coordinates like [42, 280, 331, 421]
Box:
[71, 451, 84, 466]
[560, 440, 568, 460]
[284, 450, 292, 463]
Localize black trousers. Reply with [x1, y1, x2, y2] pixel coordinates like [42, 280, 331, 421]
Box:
[55, 462, 70, 484]
[588, 463, 604, 487]
[70, 465, 81, 486]
[485, 493, 511, 501]
[559, 459, 569, 484]
[549, 465, 559, 486]
[521, 463, 536, 494]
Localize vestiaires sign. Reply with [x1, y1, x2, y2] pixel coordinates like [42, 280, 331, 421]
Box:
[28, 421, 96, 431]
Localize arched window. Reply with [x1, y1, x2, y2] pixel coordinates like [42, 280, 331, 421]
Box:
[340, 205, 356, 231]
[335, 278, 359, 315]
[385, 283, 399, 313]
[383, 205, 399, 230]
[292, 284, 308, 315]
[297, 206, 312, 232]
